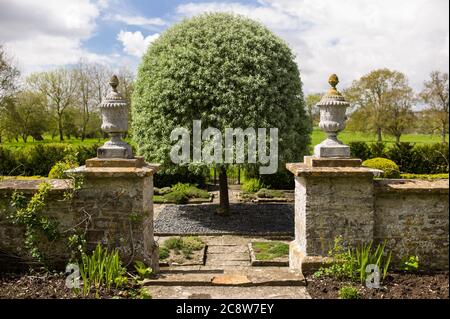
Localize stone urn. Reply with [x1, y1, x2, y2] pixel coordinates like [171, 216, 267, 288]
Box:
[314, 74, 350, 158]
[97, 75, 133, 159]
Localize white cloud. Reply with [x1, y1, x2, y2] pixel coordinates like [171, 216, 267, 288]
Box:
[117, 31, 160, 57]
[0, 0, 112, 74]
[176, 0, 449, 94]
[108, 14, 167, 27]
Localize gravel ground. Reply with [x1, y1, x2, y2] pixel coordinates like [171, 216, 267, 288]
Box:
[154, 203, 294, 236]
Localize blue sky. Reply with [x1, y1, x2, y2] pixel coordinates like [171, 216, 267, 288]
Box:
[0, 0, 448, 95]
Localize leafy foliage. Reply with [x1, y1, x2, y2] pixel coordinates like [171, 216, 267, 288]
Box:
[48, 161, 78, 179]
[242, 178, 265, 193]
[400, 255, 419, 272]
[79, 244, 127, 298]
[313, 236, 392, 284]
[161, 236, 204, 260]
[338, 286, 360, 299]
[362, 157, 400, 178]
[6, 182, 58, 264]
[134, 261, 153, 279]
[132, 13, 311, 174]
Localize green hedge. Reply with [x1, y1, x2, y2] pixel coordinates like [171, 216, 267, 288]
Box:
[350, 142, 448, 174]
[0, 144, 98, 176]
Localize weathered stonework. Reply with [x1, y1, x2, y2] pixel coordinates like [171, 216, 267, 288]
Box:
[0, 161, 160, 272]
[373, 179, 449, 270]
[287, 160, 449, 272]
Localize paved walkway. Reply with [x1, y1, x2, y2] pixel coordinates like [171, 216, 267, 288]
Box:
[144, 235, 311, 299]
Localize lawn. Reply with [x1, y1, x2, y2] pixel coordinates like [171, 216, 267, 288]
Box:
[311, 127, 449, 145]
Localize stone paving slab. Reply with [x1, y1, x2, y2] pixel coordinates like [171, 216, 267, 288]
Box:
[206, 253, 249, 262]
[143, 285, 311, 299]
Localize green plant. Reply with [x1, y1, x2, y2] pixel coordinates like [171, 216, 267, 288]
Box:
[338, 286, 359, 299]
[400, 173, 449, 179]
[163, 190, 189, 204]
[48, 161, 77, 179]
[6, 182, 58, 264]
[79, 244, 127, 298]
[172, 183, 210, 199]
[252, 241, 289, 260]
[242, 178, 265, 193]
[255, 188, 284, 198]
[134, 261, 153, 279]
[349, 141, 372, 160]
[159, 246, 170, 260]
[315, 237, 392, 284]
[67, 233, 86, 263]
[400, 255, 419, 272]
[362, 157, 400, 178]
[162, 236, 204, 260]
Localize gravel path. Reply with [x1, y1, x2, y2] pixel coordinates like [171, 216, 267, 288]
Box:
[154, 203, 294, 236]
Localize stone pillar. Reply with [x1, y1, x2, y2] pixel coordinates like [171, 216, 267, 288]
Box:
[69, 158, 160, 272]
[287, 75, 380, 273]
[67, 76, 160, 271]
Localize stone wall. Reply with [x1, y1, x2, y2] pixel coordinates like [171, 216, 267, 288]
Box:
[0, 163, 159, 272]
[373, 179, 449, 270]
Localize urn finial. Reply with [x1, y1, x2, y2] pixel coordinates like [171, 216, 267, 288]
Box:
[313, 74, 350, 158]
[109, 75, 119, 92]
[97, 75, 133, 159]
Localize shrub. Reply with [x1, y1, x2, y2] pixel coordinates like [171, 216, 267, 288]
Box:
[370, 142, 387, 158]
[154, 170, 207, 188]
[386, 143, 416, 173]
[163, 190, 189, 204]
[48, 161, 77, 179]
[400, 173, 449, 179]
[172, 183, 210, 199]
[414, 143, 449, 174]
[255, 188, 284, 198]
[258, 169, 294, 190]
[154, 187, 172, 196]
[159, 246, 170, 260]
[362, 157, 400, 178]
[338, 286, 359, 299]
[349, 142, 372, 160]
[242, 178, 265, 193]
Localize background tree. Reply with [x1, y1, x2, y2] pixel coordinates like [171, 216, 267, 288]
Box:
[0, 45, 20, 143]
[12, 90, 49, 142]
[132, 13, 311, 214]
[305, 93, 322, 126]
[420, 71, 449, 143]
[346, 68, 415, 142]
[27, 68, 77, 141]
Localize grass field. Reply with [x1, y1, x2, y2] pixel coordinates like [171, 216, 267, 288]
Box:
[0, 129, 448, 149]
[310, 127, 448, 146]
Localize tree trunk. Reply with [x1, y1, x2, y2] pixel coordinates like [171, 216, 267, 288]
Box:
[237, 166, 241, 185]
[442, 126, 447, 144]
[377, 127, 382, 143]
[58, 115, 64, 141]
[395, 134, 401, 143]
[218, 165, 229, 214]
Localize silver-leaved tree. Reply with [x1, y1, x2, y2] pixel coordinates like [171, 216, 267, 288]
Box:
[132, 13, 311, 214]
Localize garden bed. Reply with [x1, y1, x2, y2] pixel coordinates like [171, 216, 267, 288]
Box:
[306, 271, 449, 299]
[248, 241, 289, 266]
[158, 236, 206, 266]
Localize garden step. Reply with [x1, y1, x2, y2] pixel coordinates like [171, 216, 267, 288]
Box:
[141, 268, 305, 287]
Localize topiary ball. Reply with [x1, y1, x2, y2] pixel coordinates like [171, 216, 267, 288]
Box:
[131, 12, 311, 171]
[362, 157, 400, 178]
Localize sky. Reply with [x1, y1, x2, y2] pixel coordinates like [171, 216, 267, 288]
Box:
[0, 0, 448, 95]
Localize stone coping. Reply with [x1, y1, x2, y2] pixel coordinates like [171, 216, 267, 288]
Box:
[86, 156, 145, 168]
[286, 162, 381, 177]
[66, 163, 160, 178]
[374, 179, 449, 194]
[0, 178, 73, 194]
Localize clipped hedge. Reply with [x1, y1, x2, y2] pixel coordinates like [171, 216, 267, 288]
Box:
[362, 157, 401, 178]
[350, 142, 448, 174]
[0, 144, 98, 177]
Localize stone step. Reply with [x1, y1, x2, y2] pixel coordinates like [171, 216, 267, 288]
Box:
[141, 268, 306, 287]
